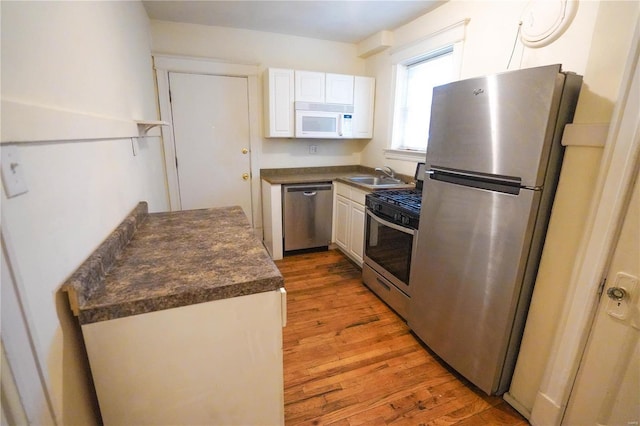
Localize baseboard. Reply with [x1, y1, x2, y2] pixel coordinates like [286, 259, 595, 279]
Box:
[503, 392, 532, 420]
[530, 391, 564, 426]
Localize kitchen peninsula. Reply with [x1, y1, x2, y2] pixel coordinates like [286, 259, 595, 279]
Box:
[64, 202, 286, 425]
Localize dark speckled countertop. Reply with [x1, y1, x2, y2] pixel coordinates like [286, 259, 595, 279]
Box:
[64, 203, 283, 325]
[261, 165, 415, 190]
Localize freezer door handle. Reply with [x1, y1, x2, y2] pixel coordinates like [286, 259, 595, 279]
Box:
[429, 165, 522, 195]
[430, 165, 521, 185]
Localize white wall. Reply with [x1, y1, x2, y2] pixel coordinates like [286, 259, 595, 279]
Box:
[149, 20, 369, 169]
[149, 2, 637, 176]
[2, 2, 636, 424]
[360, 0, 633, 175]
[507, 2, 638, 416]
[1, 1, 168, 424]
[358, 0, 638, 417]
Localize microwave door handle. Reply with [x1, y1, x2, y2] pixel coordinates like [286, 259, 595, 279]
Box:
[337, 115, 343, 137]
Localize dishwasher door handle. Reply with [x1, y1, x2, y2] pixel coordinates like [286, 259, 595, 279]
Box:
[303, 191, 317, 197]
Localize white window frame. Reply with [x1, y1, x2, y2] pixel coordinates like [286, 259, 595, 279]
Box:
[386, 19, 468, 161]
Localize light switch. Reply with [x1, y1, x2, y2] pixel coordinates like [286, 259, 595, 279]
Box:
[1, 145, 29, 198]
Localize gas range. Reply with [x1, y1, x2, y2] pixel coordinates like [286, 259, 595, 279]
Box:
[362, 162, 425, 320]
[365, 163, 425, 230]
[365, 189, 422, 229]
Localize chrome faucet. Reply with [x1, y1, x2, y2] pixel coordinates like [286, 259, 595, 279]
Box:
[375, 166, 396, 179]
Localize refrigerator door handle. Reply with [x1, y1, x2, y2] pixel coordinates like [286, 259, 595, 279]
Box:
[521, 184, 543, 191]
[430, 165, 520, 185]
[429, 165, 522, 195]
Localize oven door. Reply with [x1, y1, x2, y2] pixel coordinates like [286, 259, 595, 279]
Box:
[364, 209, 417, 296]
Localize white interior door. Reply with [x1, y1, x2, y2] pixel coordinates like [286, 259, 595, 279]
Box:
[169, 72, 252, 220]
[562, 168, 639, 425]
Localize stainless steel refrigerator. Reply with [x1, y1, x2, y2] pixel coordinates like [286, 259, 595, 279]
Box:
[408, 64, 582, 395]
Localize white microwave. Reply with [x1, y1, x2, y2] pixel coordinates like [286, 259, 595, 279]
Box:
[295, 102, 354, 138]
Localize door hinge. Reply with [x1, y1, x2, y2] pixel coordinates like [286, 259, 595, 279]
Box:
[175, 156, 178, 170]
[597, 277, 607, 298]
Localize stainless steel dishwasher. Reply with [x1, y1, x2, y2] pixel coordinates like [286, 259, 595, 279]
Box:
[282, 182, 333, 252]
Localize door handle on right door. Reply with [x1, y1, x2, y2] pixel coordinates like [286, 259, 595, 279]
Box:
[605, 272, 638, 322]
[606, 286, 627, 301]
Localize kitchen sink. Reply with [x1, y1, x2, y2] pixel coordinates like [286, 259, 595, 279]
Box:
[348, 176, 405, 186]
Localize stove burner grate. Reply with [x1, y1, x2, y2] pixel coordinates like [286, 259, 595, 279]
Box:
[372, 189, 422, 216]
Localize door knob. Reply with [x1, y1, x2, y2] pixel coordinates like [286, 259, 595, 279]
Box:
[606, 287, 627, 301]
[242, 148, 249, 154]
[242, 173, 250, 181]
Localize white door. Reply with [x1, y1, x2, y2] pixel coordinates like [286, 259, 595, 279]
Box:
[169, 72, 252, 220]
[562, 167, 639, 425]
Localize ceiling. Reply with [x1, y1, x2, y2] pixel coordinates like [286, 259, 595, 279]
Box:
[142, 1, 445, 44]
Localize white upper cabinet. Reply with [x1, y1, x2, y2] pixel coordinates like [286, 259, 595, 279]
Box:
[264, 68, 374, 139]
[325, 73, 354, 105]
[295, 71, 354, 105]
[294, 71, 325, 103]
[353, 76, 375, 139]
[264, 68, 294, 137]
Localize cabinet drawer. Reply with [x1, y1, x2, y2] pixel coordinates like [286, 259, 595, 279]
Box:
[350, 187, 367, 205]
[335, 182, 368, 204]
[335, 182, 350, 198]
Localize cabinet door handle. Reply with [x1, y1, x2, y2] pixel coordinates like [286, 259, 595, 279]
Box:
[242, 173, 250, 181]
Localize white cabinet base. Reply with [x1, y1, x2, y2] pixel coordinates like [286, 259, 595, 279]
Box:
[333, 182, 368, 266]
[81, 290, 285, 426]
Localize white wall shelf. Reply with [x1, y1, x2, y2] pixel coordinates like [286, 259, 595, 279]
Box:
[136, 120, 169, 135]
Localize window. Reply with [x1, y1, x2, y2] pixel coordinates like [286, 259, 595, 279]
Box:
[386, 20, 468, 160]
[394, 47, 455, 151]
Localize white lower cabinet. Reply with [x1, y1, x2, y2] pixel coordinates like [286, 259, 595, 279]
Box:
[348, 202, 366, 263]
[333, 182, 368, 266]
[81, 290, 286, 426]
[334, 195, 350, 250]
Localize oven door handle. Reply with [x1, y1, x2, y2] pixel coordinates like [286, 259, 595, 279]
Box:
[366, 210, 417, 236]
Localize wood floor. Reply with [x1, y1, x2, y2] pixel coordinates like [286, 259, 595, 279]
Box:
[276, 249, 529, 426]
